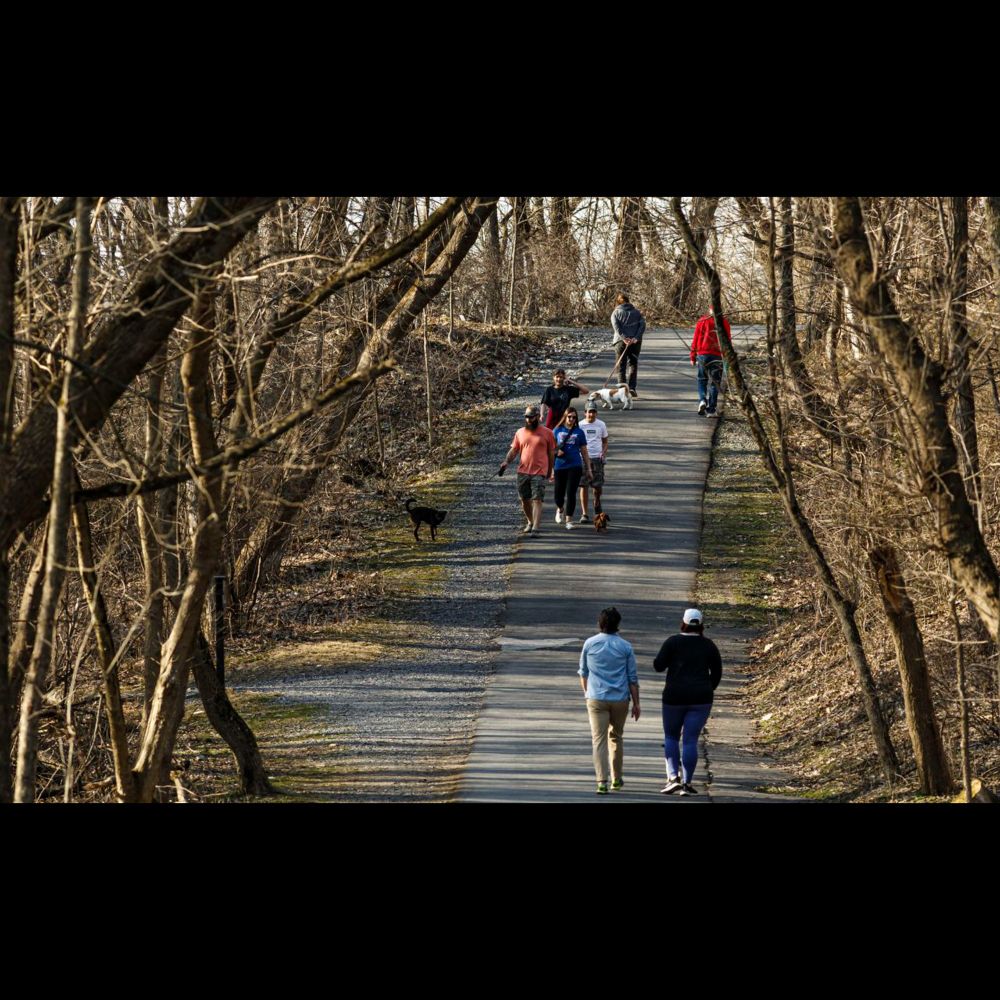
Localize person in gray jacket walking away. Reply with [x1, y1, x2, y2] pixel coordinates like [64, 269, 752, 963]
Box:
[611, 292, 646, 397]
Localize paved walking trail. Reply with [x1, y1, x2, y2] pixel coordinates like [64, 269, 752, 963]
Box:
[458, 325, 788, 803]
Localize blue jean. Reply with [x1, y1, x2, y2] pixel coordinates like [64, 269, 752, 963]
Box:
[662, 703, 712, 784]
[697, 355, 723, 412]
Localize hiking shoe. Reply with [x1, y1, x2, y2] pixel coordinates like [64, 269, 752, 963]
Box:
[596, 782, 609, 795]
[565, 520, 575, 530]
[555, 509, 563, 524]
[611, 779, 624, 791]
[698, 400, 707, 415]
[579, 514, 590, 523]
[680, 782, 699, 796]
[661, 778, 683, 795]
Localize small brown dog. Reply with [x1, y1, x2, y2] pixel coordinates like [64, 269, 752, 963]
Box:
[593, 511, 610, 533]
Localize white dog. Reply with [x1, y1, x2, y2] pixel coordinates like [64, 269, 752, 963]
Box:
[588, 385, 633, 410]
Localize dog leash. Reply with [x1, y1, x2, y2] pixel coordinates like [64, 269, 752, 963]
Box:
[601, 352, 625, 390]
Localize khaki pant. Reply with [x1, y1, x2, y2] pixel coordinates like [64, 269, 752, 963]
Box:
[586, 699, 630, 784]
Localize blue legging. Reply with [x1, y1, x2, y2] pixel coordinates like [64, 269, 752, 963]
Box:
[662, 703, 712, 784]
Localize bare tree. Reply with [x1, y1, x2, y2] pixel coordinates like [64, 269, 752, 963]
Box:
[672, 195, 900, 781]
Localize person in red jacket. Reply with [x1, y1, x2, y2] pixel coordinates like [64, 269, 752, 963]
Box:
[690, 306, 732, 417]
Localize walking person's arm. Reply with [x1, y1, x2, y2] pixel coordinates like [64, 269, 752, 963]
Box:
[691, 319, 702, 365]
[653, 638, 672, 672]
[579, 642, 590, 699]
[710, 644, 723, 691]
[627, 646, 640, 720]
[499, 438, 520, 473]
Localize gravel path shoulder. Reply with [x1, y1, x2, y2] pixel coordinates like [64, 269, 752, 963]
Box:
[229, 327, 613, 800]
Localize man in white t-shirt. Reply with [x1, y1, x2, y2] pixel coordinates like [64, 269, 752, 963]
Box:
[578, 400, 609, 523]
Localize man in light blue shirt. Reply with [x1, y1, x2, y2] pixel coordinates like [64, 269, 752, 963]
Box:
[578, 607, 640, 794]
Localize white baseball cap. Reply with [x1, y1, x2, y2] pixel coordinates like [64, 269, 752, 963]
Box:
[682, 608, 703, 624]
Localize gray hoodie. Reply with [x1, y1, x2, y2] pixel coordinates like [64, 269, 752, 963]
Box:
[611, 302, 646, 345]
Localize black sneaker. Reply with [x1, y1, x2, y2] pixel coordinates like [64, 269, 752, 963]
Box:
[680, 782, 699, 796]
[660, 778, 683, 795]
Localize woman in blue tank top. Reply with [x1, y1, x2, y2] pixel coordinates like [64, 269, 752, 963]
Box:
[552, 408, 593, 529]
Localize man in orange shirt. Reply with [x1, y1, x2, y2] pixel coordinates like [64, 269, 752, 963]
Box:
[499, 404, 556, 537]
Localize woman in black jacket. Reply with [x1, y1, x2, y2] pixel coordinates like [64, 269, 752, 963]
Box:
[653, 608, 722, 796]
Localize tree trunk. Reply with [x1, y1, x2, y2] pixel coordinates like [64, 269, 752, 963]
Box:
[225, 199, 461, 441]
[672, 196, 900, 782]
[361, 197, 394, 249]
[984, 197, 1000, 286]
[232, 198, 497, 601]
[422, 198, 433, 447]
[949, 197, 981, 521]
[188, 631, 272, 796]
[15, 197, 93, 802]
[0, 197, 276, 552]
[868, 546, 952, 794]
[6, 527, 47, 734]
[738, 197, 842, 442]
[72, 492, 136, 802]
[137, 355, 165, 728]
[0, 198, 19, 803]
[830, 197, 1000, 645]
[132, 307, 226, 802]
[610, 197, 643, 295]
[392, 196, 415, 242]
[668, 196, 719, 318]
[638, 201, 670, 275]
[948, 591, 974, 802]
[484, 205, 503, 323]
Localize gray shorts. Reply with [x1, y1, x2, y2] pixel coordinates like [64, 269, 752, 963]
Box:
[587, 458, 605, 488]
[517, 472, 547, 501]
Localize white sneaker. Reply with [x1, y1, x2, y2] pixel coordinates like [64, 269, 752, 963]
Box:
[522, 521, 533, 534]
[697, 400, 707, 415]
[566, 520, 575, 530]
[555, 509, 563, 524]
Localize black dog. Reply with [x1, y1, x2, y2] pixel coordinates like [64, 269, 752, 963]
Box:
[405, 497, 448, 542]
